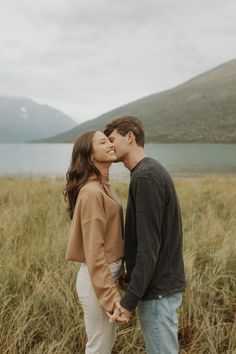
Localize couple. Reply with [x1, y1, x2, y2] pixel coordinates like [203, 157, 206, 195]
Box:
[65, 116, 186, 354]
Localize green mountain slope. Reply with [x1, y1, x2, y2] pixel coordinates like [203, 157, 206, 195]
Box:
[41, 59, 236, 143]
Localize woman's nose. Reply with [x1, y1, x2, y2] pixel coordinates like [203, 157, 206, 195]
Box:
[108, 140, 114, 148]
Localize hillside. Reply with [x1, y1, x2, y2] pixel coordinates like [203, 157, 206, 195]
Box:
[0, 96, 77, 142]
[41, 59, 236, 143]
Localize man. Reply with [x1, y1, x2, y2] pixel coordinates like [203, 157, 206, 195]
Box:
[104, 116, 186, 354]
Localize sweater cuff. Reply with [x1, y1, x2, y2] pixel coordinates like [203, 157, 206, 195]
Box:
[99, 291, 121, 313]
[120, 289, 140, 311]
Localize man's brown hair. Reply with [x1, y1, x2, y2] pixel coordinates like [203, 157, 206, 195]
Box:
[104, 116, 145, 147]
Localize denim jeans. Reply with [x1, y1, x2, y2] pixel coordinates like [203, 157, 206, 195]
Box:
[138, 292, 183, 354]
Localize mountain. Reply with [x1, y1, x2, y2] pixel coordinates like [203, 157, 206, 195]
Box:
[0, 96, 77, 142]
[40, 59, 236, 144]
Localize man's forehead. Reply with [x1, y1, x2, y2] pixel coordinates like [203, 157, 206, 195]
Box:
[108, 129, 120, 138]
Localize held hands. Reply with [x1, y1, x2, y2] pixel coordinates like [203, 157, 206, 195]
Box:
[106, 267, 130, 324]
[106, 301, 131, 324]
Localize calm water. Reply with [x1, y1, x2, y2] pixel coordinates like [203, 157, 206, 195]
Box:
[0, 143, 235, 178]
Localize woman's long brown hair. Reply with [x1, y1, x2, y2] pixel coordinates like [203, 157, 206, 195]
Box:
[63, 130, 101, 219]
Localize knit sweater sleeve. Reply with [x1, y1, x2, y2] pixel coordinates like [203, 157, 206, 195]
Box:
[121, 176, 165, 311]
[80, 189, 120, 312]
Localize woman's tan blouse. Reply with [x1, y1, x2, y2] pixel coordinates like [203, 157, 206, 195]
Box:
[66, 178, 124, 312]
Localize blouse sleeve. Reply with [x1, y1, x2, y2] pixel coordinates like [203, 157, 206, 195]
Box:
[80, 189, 120, 312]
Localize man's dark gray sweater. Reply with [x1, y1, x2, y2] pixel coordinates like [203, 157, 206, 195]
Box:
[120, 157, 186, 311]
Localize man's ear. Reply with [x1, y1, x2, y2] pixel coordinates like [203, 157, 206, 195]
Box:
[127, 131, 135, 144]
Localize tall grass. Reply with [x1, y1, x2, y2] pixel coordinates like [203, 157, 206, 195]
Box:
[0, 176, 235, 353]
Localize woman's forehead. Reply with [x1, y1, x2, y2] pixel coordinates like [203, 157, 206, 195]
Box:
[93, 131, 106, 142]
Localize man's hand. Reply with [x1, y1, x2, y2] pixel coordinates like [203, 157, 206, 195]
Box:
[106, 301, 131, 324]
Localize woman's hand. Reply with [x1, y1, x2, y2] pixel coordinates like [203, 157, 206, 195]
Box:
[106, 301, 130, 324]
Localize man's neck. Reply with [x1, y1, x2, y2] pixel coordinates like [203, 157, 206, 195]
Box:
[123, 148, 146, 171]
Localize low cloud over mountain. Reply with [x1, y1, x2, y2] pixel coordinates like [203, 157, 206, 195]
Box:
[0, 96, 77, 142]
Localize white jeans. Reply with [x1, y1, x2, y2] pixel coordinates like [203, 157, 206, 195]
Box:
[76, 260, 122, 354]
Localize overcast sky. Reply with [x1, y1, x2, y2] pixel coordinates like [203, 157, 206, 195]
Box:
[1, 0, 236, 123]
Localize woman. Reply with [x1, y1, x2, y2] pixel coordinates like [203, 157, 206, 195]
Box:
[64, 130, 124, 354]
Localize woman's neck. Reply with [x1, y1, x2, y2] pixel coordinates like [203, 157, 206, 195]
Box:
[93, 161, 111, 181]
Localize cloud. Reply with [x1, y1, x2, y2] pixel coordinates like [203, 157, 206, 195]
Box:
[0, 0, 236, 122]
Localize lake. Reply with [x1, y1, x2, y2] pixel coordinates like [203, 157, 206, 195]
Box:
[0, 143, 235, 179]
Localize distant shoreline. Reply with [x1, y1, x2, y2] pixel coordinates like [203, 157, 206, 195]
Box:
[0, 171, 235, 182]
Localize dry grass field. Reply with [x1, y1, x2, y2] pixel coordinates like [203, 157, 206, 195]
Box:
[0, 176, 235, 354]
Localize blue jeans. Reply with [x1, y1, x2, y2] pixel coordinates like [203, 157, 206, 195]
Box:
[138, 292, 183, 354]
